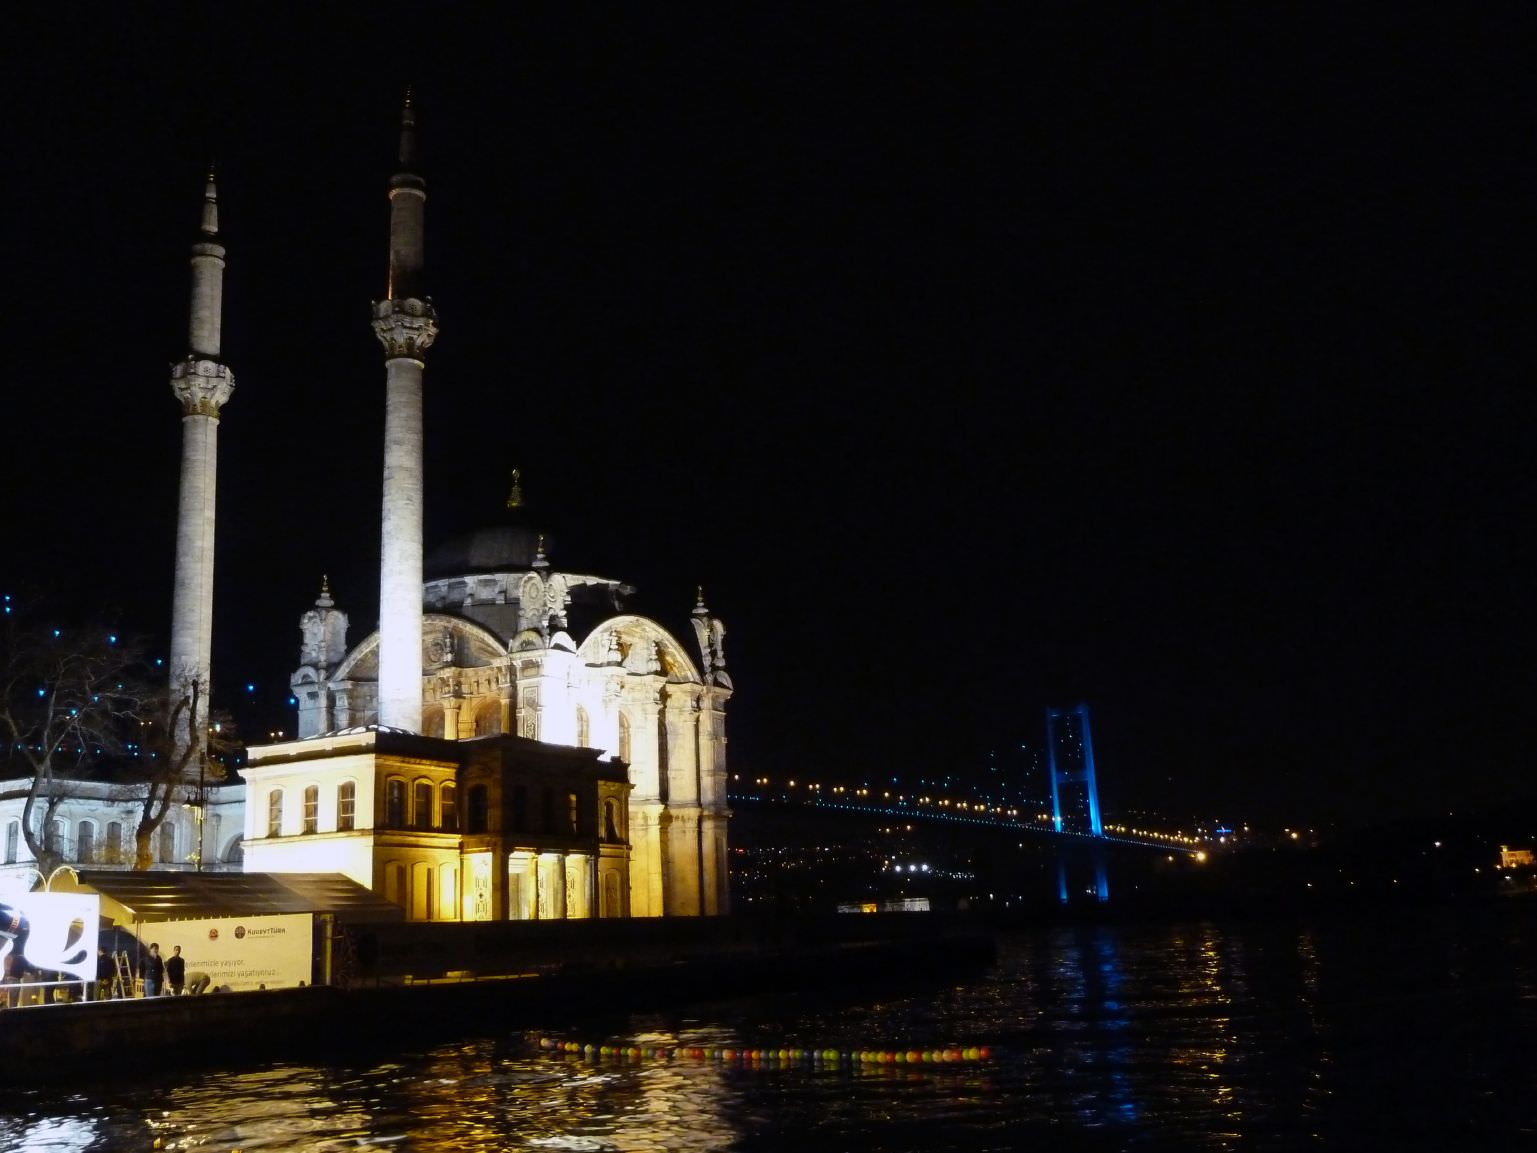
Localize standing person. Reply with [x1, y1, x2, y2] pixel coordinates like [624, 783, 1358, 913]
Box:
[95, 947, 115, 1000]
[142, 943, 165, 997]
[165, 945, 186, 996]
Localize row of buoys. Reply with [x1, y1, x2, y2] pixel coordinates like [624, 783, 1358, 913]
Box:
[534, 1037, 991, 1064]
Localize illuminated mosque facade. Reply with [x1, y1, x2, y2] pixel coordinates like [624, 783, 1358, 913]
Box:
[238, 100, 734, 920]
[4, 101, 734, 919]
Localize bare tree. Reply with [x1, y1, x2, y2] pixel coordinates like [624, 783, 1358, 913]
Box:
[0, 599, 141, 877]
[121, 677, 235, 870]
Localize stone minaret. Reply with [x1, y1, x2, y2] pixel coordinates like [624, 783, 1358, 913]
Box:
[168, 170, 235, 765]
[371, 94, 438, 731]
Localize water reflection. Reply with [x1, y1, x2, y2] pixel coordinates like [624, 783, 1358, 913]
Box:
[3, 909, 1536, 1151]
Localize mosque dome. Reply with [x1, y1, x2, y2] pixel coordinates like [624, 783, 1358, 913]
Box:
[424, 524, 548, 579]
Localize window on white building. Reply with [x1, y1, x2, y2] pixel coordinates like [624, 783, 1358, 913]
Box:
[386, 779, 406, 828]
[303, 785, 319, 835]
[441, 782, 458, 832]
[414, 780, 433, 830]
[267, 789, 283, 838]
[337, 781, 356, 831]
[77, 821, 95, 864]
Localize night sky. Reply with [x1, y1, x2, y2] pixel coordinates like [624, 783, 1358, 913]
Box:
[4, 8, 1534, 828]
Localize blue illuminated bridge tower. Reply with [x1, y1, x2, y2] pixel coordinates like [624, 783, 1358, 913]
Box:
[1046, 703, 1109, 902]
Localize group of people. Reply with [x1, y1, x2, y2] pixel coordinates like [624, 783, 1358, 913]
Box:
[96, 943, 211, 998]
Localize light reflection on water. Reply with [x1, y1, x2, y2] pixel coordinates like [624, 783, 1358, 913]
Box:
[3, 907, 1536, 1152]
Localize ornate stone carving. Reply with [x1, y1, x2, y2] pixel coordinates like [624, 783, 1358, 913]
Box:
[371, 296, 439, 360]
[425, 630, 455, 667]
[545, 574, 569, 630]
[169, 357, 234, 416]
[518, 572, 546, 634]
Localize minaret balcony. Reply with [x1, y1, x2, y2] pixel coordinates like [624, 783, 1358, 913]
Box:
[169, 357, 235, 416]
[372, 297, 439, 359]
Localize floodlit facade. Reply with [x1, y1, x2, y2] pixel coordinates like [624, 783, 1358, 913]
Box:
[238, 100, 733, 921]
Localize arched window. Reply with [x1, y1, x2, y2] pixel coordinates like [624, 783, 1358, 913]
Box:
[603, 800, 619, 843]
[267, 789, 283, 838]
[302, 785, 319, 834]
[77, 821, 96, 864]
[337, 781, 356, 831]
[441, 782, 458, 832]
[467, 784, 489, 834]
[106, 821, 122, 864]
[411, 862, 433, 920]
[576, 706, 590, 748]
[422, 706, 444, 739]
[158, 823, 175, 864]
[385, 779, 406, 828]
[45, 820, 63, 853]
[474, 699, 501, 736]
[414, 780, 433, 830]
[4, 821, 17, 864]
[618, 713, 632, 763]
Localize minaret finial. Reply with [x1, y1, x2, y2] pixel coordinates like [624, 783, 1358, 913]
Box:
[397, 87, 418, 171]
[507, 468, 524, 510]
[694, 585, 708, 615]
[199, 164, 219, 237]
[317, 574, 334, 608]
[533, 533, 549, 569]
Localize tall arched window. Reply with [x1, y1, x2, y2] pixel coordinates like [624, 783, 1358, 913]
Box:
[45, 820, 62, 853]
[302, 785, 319, 834]
[337, 781, 356, 831]
[603, 800, 619, 843]
[618, 713, 632, 763]
[106, 821, 122, 863]
[158, 823, 175, 864]
[441, 782, 458, 832]
[414, 780, 433, 830]
[4, 821, 17, 864]
[267, 789, 284, 837]
[576, 706, 590, 748]
[77, 821, 96, 863]
[386, 779, 406, 828]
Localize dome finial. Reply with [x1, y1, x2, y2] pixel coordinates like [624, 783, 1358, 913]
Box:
[316, 574, 334, 608]
[533, 533, 549, 569]
[693, 585, 708, 615]
[506, 467, 524, 510]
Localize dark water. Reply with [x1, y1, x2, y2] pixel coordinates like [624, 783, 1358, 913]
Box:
[3, 905, 1535, 1151]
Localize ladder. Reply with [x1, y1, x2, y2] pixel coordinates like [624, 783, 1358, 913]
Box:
[110, 951, 135, 999]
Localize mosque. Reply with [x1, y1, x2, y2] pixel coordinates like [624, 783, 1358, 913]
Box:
[2, 101, 734, 921]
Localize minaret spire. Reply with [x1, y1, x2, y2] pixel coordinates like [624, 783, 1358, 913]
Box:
[372, 94, 438, 732]
[168, 169, 236, 767]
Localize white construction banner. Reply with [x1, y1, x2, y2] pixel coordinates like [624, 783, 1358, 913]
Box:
[145, 913, 312, 993]
[0, 893, 100, 984]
